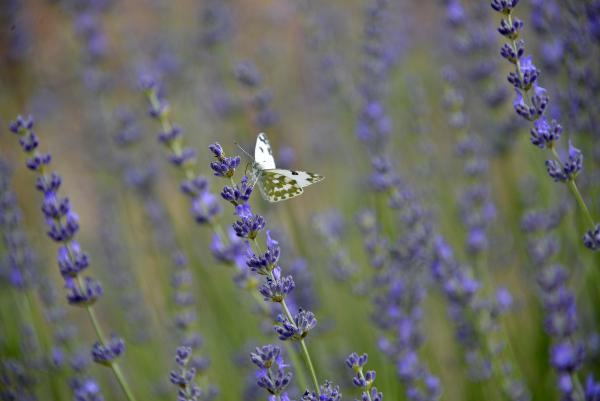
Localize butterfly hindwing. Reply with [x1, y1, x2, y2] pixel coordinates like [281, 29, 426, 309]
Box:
[268, 169, 324, 188]
[258, 171, 304, 202]
[254, 132, 276, 170]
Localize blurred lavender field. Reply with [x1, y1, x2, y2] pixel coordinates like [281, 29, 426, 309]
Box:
[1, 0, 600, 400]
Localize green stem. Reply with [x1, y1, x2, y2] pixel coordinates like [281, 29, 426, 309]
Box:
[285, 342, 308, 392]
[567, 180, 595, 229]
[79, 280, 138, 401]
[299, 339, 320, 397]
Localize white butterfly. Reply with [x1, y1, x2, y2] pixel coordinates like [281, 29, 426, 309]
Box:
[248, 133, 324, 202]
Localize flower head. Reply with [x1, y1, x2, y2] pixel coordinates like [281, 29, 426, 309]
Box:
[233, 206, 266, 239]
[91, 335, 125, 366]
[274, 308, 317, 341]
[250, 344, 292, 396]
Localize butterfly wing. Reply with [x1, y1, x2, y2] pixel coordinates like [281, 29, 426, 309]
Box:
[254, 132, 276, 170]
[268, 169, 324, 188]
[258, 171, 304, 202]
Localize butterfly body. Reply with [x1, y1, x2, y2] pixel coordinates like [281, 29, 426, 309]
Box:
[250, 133, 324, 202]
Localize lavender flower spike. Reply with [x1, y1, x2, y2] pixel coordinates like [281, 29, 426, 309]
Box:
[8, 115, 138, 401]
[170, 346, 216, 401]
[346, 352, 383, 401]
[490, 0, 599, 250]
[250, 344, 293, 397]
[209, 143, 323, 396]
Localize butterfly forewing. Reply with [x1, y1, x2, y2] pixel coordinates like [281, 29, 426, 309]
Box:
[258, 171, 304, 202]
[254, 132, 276, 170]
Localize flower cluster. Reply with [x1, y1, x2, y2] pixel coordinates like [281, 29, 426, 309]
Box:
[522, 207, 588, 400]
[0, 159, 36, 290]
[313, 212, 358, 282]
[432, 235, 526, 401]
[170, 346, 215, 401]
[346, 353, 383, 401]
[356, 0, 392, 148]
[209, 142, 327, 395]
[71, 2, 110, 92]
[115, 107, 212, 381]
[9, 116, 102, 307]
[250, 345, 293, 397]
[443, 0, 512, 153]
[142, 76, 223, 228]
[209, 143, 240, 179]
[141, 76, 197, 171]
[92, 335, 125, 366]
[209, 143, 317, 340]
[358, 190, 441, 401]
[491, 0, 600, 251]
[8, 115, 131, 397]
[301, 381, 342, 401]
[442, 68, 496, 255]
[234, 61, 279, 129]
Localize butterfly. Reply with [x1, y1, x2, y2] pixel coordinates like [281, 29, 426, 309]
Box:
[246, 133, 324, 202]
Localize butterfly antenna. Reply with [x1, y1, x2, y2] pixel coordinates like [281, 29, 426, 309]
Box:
[234, 141, 254, 161]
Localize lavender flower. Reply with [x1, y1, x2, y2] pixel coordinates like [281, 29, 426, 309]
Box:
[198, 0, 232, 48]
[69, 2, 111, 92]
[232, 205, 266, 240]
[8, 115, 136, 401]
[234, 61, 262, 87]
[301, 381, 342, 401]
[209, 143, 323, 395]
[259, 272, 295, 303]
[209, 143, 241, 178]
[522, 206, 587, 400]
[250, 345, 293, 396]
[491, 0, 599, 249]
[313, 212, 358, 282]
[357, 189, 441, 401]
[274, 308, 317, 341]
[113, 107, 213, 382]
[9, 116, 101, 306]
[356, 0, 392, 150]
[442, 69, 496, 256]
[346, 352, 383, 401]
[91, 335, 125, 366]
[0, 359, 37, 401]
[233, 61, 279, 130]
[0, 159, 36, 290]
[170, 346, 214, 401]
[142, 76, 224, 230]
[71, 377, 104, 401]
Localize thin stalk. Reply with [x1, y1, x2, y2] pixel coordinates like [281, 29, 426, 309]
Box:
[566, 180, 595, 229]
[76, 277, 138, 401]
[299, 339, 320, 397]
